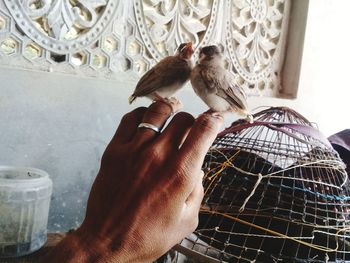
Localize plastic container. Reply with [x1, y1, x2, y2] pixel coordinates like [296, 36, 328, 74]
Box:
[0, 166, 52, 258]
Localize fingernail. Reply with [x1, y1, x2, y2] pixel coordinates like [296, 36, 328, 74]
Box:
[197, 112, 224, 131]
[198, 112, 223, 120]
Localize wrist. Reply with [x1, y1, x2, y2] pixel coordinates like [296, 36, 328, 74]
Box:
[41, 230, 93, 263]
[68, 227, 134, 263]
[73, 225, 156, 263]
[42, 228, 137, 263]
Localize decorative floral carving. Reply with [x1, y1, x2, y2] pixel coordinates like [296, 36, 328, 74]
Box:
[4, 0, 116, 53]
[28, 0, 108, 40]
[134, 0, 217, 58]
[226, 0, 289, 93]
[0, 0, 291, 96]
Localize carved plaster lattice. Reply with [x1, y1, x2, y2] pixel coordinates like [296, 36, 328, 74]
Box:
[0, 0, 291, 97]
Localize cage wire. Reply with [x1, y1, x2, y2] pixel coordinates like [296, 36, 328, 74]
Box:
[174, 107, 350, 263]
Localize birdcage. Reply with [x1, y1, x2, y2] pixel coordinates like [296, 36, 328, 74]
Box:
[175, 107, 350, 262]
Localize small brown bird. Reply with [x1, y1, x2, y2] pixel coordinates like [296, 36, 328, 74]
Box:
[129, 42, 194, 111]
[190, 45, 253, 122]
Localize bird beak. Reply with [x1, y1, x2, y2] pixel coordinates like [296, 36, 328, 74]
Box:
[186, 42, 193, 52]
[180, 42, 193, 59]
[180, 42, 193, 53]
[199, 52, 206, 62]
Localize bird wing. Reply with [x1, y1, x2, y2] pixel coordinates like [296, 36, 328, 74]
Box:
[198, 65, 222, 93]
[132, 56, 191, 97]
[221, 73, 248, 110]
[200, 67, 248, 111]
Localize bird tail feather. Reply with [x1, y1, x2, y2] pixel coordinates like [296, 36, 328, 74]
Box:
[236, 108, 254, 123]
[128, 95, 136, 104]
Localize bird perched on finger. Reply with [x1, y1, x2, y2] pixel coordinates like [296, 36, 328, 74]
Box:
[129, 42, 194, 112]
[190, 45, 253, 122]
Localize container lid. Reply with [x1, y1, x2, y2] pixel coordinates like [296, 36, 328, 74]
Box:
[0, 166, 51, 187]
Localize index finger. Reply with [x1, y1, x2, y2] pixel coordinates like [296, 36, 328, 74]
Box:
[178, 112, 223, 173]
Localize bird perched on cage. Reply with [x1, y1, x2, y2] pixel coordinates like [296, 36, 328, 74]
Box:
[190, 45, 253, 122]
[128, 42, 194, 112]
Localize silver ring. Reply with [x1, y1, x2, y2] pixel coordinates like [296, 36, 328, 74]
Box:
[138, 122, 161, 133]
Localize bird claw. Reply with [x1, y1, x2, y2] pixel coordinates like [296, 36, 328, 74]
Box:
[246, 114, 254, 124]
[153, 96, 183, 114]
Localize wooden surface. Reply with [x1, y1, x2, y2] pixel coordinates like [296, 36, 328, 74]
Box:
[0, 233, 66, 263]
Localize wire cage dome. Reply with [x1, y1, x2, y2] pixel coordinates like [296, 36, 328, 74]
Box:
[175, 107, 349, 262]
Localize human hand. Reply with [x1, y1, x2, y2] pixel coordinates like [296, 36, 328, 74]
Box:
[45, 101, 223, 263]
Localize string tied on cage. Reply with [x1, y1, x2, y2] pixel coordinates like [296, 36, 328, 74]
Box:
[239, 173, 263, 212]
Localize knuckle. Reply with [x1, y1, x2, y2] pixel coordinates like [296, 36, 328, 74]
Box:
[142, 145, 163, 163]
[101, 146, 124, 165]
[148, 102, 172, 117]
[121, 107, 147, 122]
[188, 215, 199, 232]
[198, 184, 204, 199]
[192, 216, 199, 230]
[132, 106, 148, 115]
[173, 112, 195, 122]
[147, 110, 169, 120]
[120, 113, 133, 124]
[196, 114, 218, 133]
[100, 150, 116, 168]
[120, 114, 129, 124]
[171, 164, 191, 186]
